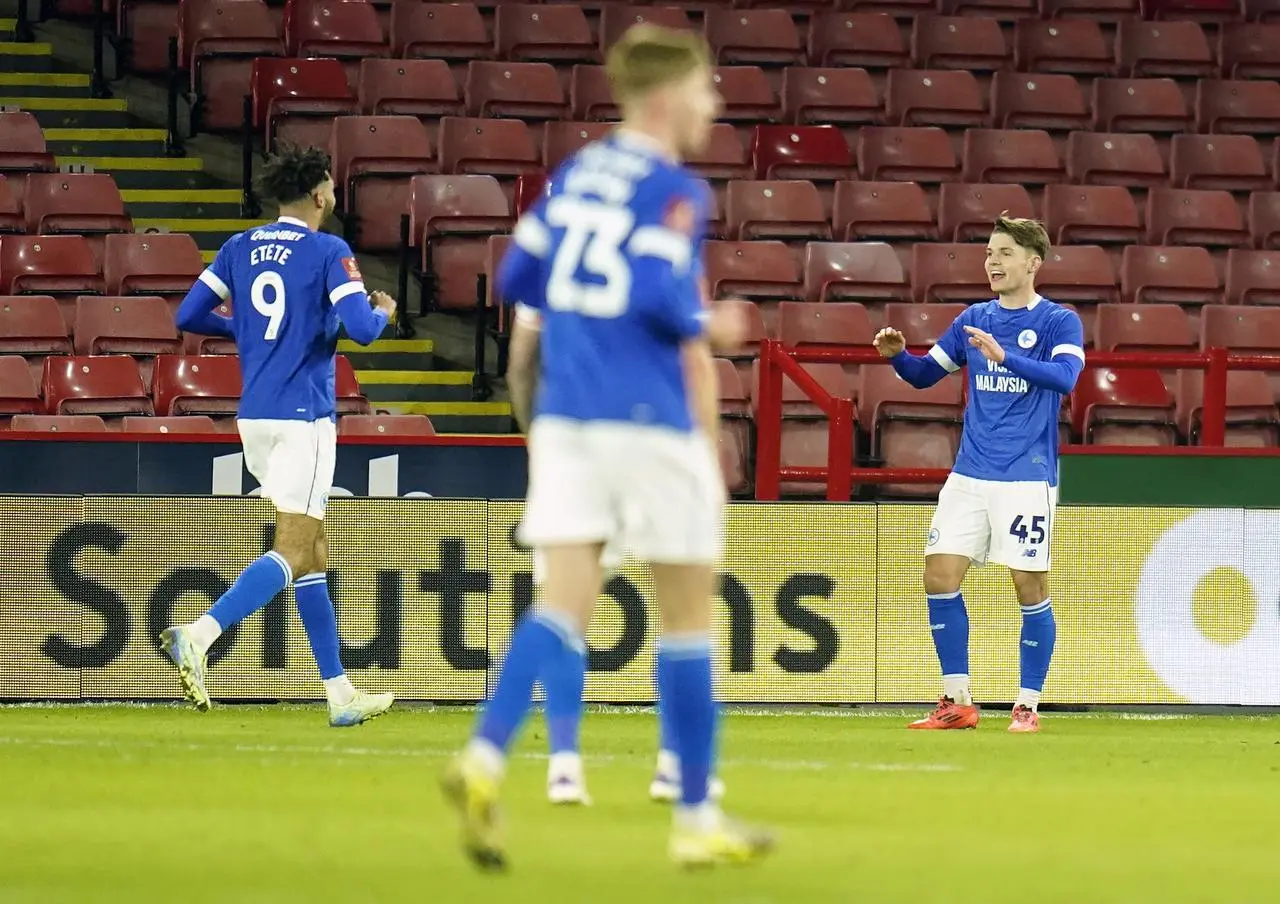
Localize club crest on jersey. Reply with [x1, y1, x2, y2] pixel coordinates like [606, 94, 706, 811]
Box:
[341, 257, 362, 282]
[1018, 329, 1037, 349]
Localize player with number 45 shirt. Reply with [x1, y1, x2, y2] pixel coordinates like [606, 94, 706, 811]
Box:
[874, 215, 1086, 734]
[163, 144, 398, 727]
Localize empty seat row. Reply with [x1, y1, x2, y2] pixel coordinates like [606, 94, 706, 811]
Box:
[0, 173, 131, 241]
[2, 412, 437, 437]
[0, 354, 370, 418]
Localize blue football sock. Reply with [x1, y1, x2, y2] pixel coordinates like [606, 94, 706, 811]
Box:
[657, 696, 677, 758]
[927, 591, 970, 682]
[1019, 599, 1057, 693]
[207, 551, 292, 631]
[477, 611, 572, 753]
[295, 572, 344, 680]
[657, 634, 716, 808]
[541, 619, 586, 755]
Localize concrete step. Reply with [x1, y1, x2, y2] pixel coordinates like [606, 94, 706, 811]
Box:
[131, 217, 260, 250]
[374, 400, 513, 434]
[58, 156, 224, 192]
[122, 188, 243, 219]
[0, 42, 53, 72]
[338, 338, 436, 371]
[0, 95, 132, 128]
[44, 127, 170, 157]
[0, 71, 92, 96]
[358, 369, 475, 403]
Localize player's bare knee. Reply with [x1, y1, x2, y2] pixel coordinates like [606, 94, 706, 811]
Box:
[274, 513, 321, 578]
[652, 562, 716, 634]
[538, 543, 605, 628]
[1011, 570, 1050, 605]
[312, 526, 329, 573]
[923, 555, 967, 596]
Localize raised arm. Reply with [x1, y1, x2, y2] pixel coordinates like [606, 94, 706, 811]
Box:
[175, 243, 235, 338]
[873, 313, 968, 389]
[327, 242, 389, 346]
[964, 311, 1086, 394]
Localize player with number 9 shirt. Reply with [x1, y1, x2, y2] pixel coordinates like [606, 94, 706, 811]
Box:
[160, 144, 398, 727]
[873, 215, 1086, 734]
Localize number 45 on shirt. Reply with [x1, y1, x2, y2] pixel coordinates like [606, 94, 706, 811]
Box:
[1010, 514, 1046, 545]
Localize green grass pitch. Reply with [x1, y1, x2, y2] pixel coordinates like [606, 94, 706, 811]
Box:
[0, 704, 1276, 904]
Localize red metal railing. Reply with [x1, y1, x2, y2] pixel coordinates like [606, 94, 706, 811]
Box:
[755, 341, 1280, 502]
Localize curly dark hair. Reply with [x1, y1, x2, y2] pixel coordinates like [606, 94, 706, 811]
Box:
[256, 143, 332, 204]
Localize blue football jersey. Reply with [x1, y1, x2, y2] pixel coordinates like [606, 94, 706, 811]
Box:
[188, 216, 386, 421]
[496, 131, 710, 432]
[930, 297, 1085, 485]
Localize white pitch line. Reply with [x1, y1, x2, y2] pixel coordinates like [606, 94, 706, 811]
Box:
[0, 735, 962, 773]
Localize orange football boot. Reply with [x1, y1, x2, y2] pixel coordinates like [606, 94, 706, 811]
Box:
[908, 696, 980, 730]
[1008, 705, 1041, 733]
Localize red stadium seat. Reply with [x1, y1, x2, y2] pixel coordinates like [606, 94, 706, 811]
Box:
[72, 295, 180, 363]
[750, 125, 855, 184]
[1072, 368, 1177, 445]
[1040, 0, 1140, 21]
[251, 58, 358, 153]
[103, 234, 203, 302]
[0, 355, 42, 415]
[542, 121, 613, 171]
[43, 355, 153, 416]
[1043, 184, 1141, 245]
[339, 413, 437, 436]
[1225, 249, 1280, 305]
[885, 69, 986, 129]
[705, 8, 805, 67]
[599, 7, 695, 54]
[990, 72, 1090, 132]
[781, 67, 880, 129]
[123, 415, 218, 434]
[883, 302, 969, 347]
[0, 236, 105, 329]
[939, 0, 1038, 20]
[912, 243, 991, 303]
[832, 181, 936, 242]
[9, 414, 109, 432]
[1178, 369, 1279, 446]
[838, 0, 935, 19]
[1143, 0, 1245, 22]
[284, 0, 386, 71]
[496, 3, 598, 64]
[408, 175, 513, 312]
[0, 111, 56, 176]
[717, 357, 750, 420]
[704, 240, 804, 304]
[713, 66, 782, 126]
[1194, 80, 1280, 136]
[1116, 20, 1214, 79]
[390, 1, 489, 62]
[1121, 245, 1222, 305]
[0, 295, 73, 359]
[0, 176, 22, 235]
[1094, 303, 1195, 351]
[1218, 23, 1280, 79]
[1169, 134, 1269, 192]
[684, 124, 753, 187]
[465, 61, 566, 122]
[23, 174, 133, 244]
[1036, 245, 1121, 307]
[1145, 188, 1249, 248]
[806, 12, 908, 70]
[716, 298, 768, 381]
[751, 359, 854, 498]
[778, 300, 875, 347]
[569, 65, 619, 121]
[960, 128, 1064, 185]
[803, 242, 912, 305]
[1201, 304, 1280, 401]
[1251, 192, 1280, 249]
[357, 59, 464, 123]
[437, 117, 540, 185]
[937, 183, 1036, 243]
[911, 15, 1009, 71]
[179, 0, 285, 133]
[860, 363, 963, 497]
[1092, 78, 1191, 134]
[1066, 132, 1166, 187]
[331, 115, 436, 253]
[718, 423, 750, 496]
[334, 355, 370, 415]
[725, 180, 831, 242]
[512, 171, 547, 215]
[152, 354, 242, 415]
[857, 127, 959, 184]
[1013, 19, 1114, 76]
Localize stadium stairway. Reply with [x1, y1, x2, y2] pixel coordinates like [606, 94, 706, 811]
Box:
[0, 23, 513, 433]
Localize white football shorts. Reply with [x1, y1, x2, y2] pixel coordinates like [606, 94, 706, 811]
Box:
[238, 417, 337, 520]
[927, 472, 1057, 572]
[520, 417, 724, 565]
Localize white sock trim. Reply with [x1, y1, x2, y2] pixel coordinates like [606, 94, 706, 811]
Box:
[942, 674, 972, 705]
[1021, 598, 1052, 616]
[264, 550, 293, 585]
[324, 674, 355, 706]
[1015, 688, 1042, 711]
[295, 572, 327, 588]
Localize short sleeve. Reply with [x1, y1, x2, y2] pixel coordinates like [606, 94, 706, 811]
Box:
[324, 237, 366, 307]
[627, 172, 708, 339]
[196, 239, 234, 301]
[1049, 310, 1086, 363]
[929, 308, 969, 373]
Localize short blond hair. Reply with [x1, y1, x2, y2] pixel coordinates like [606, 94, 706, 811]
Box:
[993, 213, 1050, 261]
[606, 24, 711, 103]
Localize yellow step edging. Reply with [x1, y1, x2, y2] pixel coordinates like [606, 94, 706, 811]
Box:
[133, 218, 259, 232]
[0, 96, 127, 111]
[355, 370, 470, 386]
[338, 339, 435, 354]
[380, 401, 511, 417]
[120, 189, 242, 204]
[58, 156, 204, 172]
[0, 72, 90, 88]
[43, 128, 167, 141]
[0, 42, 52, 56]
[200, 250, 217, 263]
